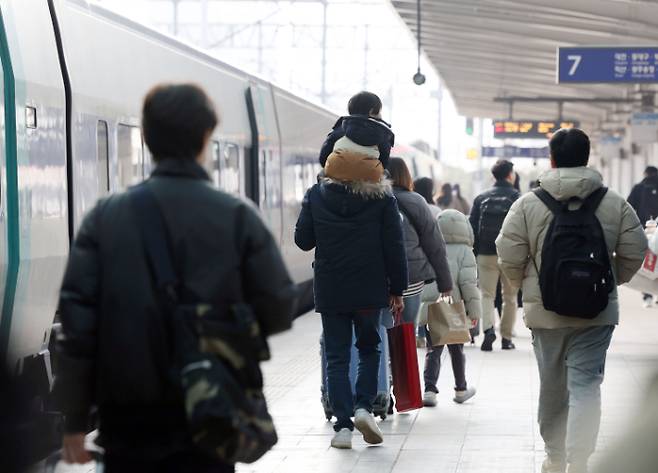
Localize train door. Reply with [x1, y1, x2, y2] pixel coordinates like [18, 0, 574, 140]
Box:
[246, 83, 283, 244]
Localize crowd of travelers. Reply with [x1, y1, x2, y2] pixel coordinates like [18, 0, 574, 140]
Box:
[47, 85, 652, 473]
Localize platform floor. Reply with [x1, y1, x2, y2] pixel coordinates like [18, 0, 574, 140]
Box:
[238, 286, 658, 473]
[51, 286, 658, 473]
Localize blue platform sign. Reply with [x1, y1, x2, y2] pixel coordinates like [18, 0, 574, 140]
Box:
[557, 47, 658, 83]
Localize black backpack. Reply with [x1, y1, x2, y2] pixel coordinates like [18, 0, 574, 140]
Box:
[533, 187, 614, 318]
[478, 194, 515, 250]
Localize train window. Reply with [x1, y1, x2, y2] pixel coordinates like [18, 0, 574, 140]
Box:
[117, 124, 143, 189]
[97, 120, 110, 194]
[221, 143, 240, 194]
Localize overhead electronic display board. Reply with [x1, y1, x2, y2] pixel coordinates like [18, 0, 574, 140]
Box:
[481, 146, 549, 159]
[493, 120, 579, 139]
[557, 47, 658, 83]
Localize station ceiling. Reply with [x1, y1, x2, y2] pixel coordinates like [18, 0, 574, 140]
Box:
[390, 0, 658, 130]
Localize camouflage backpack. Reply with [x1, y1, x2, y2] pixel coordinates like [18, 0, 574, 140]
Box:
[130, 183, 277, 464]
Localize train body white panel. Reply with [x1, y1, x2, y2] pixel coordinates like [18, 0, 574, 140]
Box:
[0, 0, 68, 364]
[54, 0, 253, 228]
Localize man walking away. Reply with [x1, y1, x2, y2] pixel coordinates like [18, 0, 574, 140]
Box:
[55, 84, 297, 472]
[469, 159, 520, 351]
[497, 128, 646, 473]
[627, 165, 658, 307]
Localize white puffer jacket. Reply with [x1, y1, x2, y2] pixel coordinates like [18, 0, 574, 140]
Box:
[418, 209, 482, 322]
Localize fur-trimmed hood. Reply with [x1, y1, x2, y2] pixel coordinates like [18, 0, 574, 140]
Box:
[320, 175, 393, 200]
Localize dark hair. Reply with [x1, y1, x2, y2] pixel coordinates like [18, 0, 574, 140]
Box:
[142, 83, 218, 161]
[453, 183, 462, 198]
[491, 160, 514, 181]
[529, 180, 540, 190]
[513, 172, 521, 191]
[645, 166, 658, 177]
[348, 91, 382, 116]
[437, 183, 453, 207]
[549, 128, 590, 168]
[413, 177, 435, 205]
[388, 157, 413, 191]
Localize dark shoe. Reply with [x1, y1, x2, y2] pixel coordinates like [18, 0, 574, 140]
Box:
[480, 329, 496, 351]
[501, 338, 516, 350]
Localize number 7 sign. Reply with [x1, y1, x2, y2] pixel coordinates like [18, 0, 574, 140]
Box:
[567, 55, 582, 76]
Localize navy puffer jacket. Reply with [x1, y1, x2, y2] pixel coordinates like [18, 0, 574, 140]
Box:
[295, 177, 408, 313]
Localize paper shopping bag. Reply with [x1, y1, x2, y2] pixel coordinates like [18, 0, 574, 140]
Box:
[428, 300, 471, 346]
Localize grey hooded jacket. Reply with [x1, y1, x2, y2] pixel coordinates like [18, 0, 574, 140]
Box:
[394, 187, 452, 293]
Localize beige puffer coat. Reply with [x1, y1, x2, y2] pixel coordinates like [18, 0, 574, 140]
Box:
[496, 166, 647, 329]
[418, 209, 482, 322]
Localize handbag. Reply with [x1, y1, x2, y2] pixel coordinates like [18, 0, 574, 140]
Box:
[428, 299, 471, 346]
[130, 182, 277, 464]
[387, 313, 423, 412]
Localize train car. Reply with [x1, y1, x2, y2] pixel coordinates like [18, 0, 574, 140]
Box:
[0, 0, 337, 450]
[0, 0, 459, 458]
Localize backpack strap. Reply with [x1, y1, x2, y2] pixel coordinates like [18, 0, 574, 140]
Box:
[129, 182, 179, 303]
[532, 188, 562, 214]
[582, 187, 608, 213]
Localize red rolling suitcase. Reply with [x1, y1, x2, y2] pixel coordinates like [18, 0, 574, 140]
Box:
[387, 320, 423, 412]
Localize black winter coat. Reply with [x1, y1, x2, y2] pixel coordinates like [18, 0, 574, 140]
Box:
[294, 178, 408, 313]
[469, 180, 521, 255]
[318, 115, 395, 169]
[628, 175, 658, 227]
[54, 159, 296, 458]
[393, 187, 452, 292]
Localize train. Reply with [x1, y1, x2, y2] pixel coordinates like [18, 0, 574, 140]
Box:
[0, 0, 472, 426]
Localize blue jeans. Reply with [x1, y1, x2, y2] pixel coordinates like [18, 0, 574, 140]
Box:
[532, 325, 614, 467]
[321, 310, 382, 431]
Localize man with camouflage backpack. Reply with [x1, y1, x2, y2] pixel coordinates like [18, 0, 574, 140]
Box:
[469, 159, 520, 351]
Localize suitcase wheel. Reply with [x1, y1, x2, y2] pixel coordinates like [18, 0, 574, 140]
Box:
[379, 413, 387, 421]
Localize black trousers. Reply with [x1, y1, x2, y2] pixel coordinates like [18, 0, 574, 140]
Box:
[423, 329, 467, 393]
[104, 451, 234, 473]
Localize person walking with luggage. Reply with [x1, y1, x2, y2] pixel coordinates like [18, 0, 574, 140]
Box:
[387, 158, 452, 330]
[496, 128, 647, 473]
[295, 114, 408, 449]
[627, 165, 658, 307]
[422, 209, 481, 407]
[55, 84, 297, 472]
[469, 159, 520, 351]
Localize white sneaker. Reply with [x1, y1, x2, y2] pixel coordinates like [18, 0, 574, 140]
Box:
[330, 428, 352, 449]
[542, 456, 566, 473]
[644, 299, 653, 308]
[453, 387, 476, 404]
[353, 408, 383, 445]
[423, 391, 437, 407]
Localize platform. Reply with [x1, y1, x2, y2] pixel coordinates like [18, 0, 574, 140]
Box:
[238, 286, 658, 473]
[50, 286, 658, 473]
